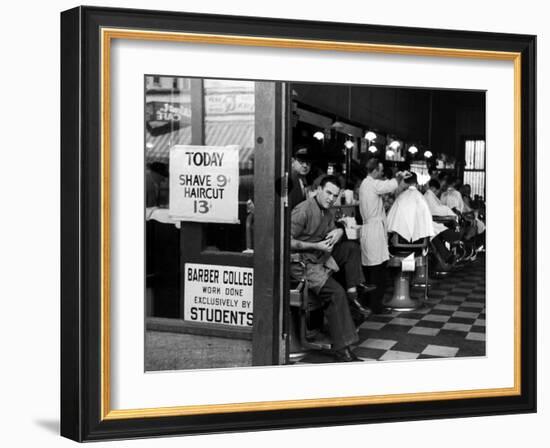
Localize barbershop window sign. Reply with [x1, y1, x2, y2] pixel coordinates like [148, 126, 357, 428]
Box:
[184, 263, 253, 327]
[169, 145, 240, 223]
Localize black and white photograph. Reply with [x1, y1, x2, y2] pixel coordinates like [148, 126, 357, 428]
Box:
[144, 75, 487, 370]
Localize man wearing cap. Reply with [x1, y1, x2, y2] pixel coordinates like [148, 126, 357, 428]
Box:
[288, 145, 313, 210]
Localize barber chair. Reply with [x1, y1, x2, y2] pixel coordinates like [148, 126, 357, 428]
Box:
[287, 254, 333, 363]
[432, 215, 468, 274]
[384, 233, 429, 311]
[411, 254, 430, 289]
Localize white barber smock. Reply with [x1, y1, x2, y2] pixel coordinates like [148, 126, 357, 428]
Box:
[359, 176, 398, 266]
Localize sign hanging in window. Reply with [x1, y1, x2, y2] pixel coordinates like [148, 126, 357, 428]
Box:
[184, 263, 253, 327]
[169, 145, 240, 223]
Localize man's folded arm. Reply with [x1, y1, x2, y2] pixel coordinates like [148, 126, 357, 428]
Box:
[291, 238, 320, 252]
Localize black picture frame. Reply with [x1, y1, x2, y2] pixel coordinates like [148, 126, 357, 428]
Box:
[61, 5, 536, 442]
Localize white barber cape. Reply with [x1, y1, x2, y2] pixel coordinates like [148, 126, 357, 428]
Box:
[387, 186, 435, 242]
[424, 189, 455, 236]
[359, 176, 398, 266]
[424, 189, 456, 217]
[440, 187, 465, 213]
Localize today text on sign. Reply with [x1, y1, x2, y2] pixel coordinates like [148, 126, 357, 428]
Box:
[184, 151, 224, 167]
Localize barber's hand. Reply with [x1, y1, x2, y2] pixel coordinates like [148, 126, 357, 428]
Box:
[324, 228, 344, 246]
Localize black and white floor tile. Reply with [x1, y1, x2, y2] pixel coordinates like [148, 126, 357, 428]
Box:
[299, 256, 486, 364]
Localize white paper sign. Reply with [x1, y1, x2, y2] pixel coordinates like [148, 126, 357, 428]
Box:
[169, 145, 240, 223]
[401, 252, 416, 272]
[184, 263, 254, 327]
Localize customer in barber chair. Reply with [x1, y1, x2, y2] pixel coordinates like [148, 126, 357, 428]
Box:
[441, 177, 482, 261]
[460, 184, 486, 256]
[290, 175, 370, 362]
[424, 178, 465, 268]
[387, 172, 435, 245]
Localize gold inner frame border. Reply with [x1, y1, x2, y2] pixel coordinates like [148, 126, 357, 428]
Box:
[99, 27, 522, 420]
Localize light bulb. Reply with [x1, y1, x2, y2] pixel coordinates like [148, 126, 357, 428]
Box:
[389, 140, 400, 150]
[313, 131, 324, 140]
[364, 131, 377, 141]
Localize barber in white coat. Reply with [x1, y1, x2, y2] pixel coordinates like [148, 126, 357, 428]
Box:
[359, 158, 403, 313]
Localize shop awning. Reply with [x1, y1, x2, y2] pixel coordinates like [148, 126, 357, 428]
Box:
[145, 122, 254, 168]
[146, 127, 191, 162]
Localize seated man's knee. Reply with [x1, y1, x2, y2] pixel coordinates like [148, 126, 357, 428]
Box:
[321, 278, 347, 307]
[330, 283, 347, 306]
[339, 239, 361, 257]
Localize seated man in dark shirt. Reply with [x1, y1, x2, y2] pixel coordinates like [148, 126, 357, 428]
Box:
[290, 175, 368, 362]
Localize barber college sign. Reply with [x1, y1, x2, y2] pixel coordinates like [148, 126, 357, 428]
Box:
[184, 263, 253, 327]
[169, 145, 240, 223]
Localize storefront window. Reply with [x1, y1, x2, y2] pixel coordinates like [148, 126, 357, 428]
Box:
[202, 79, 256, 253]
[145, 76, 192, 318]
[145, 75, 192, 206]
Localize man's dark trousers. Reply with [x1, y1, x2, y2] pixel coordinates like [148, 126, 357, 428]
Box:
[316, 241, 362, 350]
[363, 263, 386, 313]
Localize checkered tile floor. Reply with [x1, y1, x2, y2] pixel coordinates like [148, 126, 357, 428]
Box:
[299, 256, 486, 364]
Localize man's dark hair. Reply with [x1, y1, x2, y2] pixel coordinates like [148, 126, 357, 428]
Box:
[365, 157, 380, 173]
[429, 178, 440, 189]
[318, 175, 341, 189]
[404, 172, 418, 185]
[447, 175, 457, 186]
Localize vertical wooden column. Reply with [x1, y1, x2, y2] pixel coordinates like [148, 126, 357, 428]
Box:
[190, 78, 204, 145]
[179, 79, 205, 319]
[252, 82, 283, 365]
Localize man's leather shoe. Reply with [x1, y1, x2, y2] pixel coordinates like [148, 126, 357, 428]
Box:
[358, 283, 377, 293]
[347, 290, 372, 318]
[349, 298, 372, 319]
[334, 347, 363, 362]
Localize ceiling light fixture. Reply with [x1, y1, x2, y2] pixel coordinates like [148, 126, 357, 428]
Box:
[364, 131, 377, 141]
[313, 131, 324, 140]
[389, 140, 401, 150]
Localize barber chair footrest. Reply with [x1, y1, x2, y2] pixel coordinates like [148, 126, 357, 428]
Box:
[288, 351, 308, 364]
